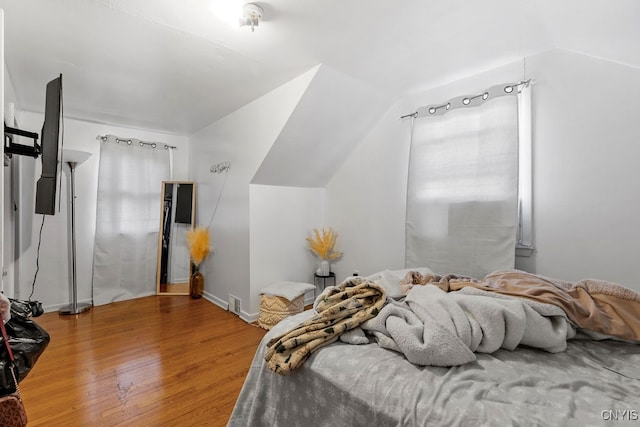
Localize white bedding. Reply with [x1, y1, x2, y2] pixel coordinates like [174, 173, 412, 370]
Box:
[359, 285, 576, 366]
[229, 268, 640, 426]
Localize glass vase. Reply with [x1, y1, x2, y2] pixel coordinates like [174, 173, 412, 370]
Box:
[190, 268, 204, 299]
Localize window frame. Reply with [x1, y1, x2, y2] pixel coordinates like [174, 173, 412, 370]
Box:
[516, 84, 534, 256]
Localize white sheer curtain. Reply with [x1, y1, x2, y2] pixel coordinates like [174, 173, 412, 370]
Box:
[406, 93, 519, 278]
[93, 136, 170, 305]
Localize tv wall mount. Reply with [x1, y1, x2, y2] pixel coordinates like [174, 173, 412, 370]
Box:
[4, 123, 41, 158]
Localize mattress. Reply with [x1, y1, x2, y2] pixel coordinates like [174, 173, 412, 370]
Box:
[229, 310, 640, 427]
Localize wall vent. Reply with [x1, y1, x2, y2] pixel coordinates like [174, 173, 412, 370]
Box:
[228, 295, 241, 315]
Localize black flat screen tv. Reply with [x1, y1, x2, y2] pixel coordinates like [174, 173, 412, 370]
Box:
[34, 74, 63, 215]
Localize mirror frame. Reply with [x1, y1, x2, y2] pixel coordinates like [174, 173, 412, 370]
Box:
[156, 180, 196, 295]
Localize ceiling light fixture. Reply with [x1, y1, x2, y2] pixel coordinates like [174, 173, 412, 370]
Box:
[241, 3, 263, 31]
[209, 1, 264, 32]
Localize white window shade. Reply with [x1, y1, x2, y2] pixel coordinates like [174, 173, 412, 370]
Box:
[93, 136, 170, 305]
[406, 94, 519, 278]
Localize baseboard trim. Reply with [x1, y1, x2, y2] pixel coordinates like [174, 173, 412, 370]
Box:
[203, 291, 228, 311]
[202, 292, 258, 323]
[240, 310, 258, 323]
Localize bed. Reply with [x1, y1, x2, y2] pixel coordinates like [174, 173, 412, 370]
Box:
[229, 269, 640, 426]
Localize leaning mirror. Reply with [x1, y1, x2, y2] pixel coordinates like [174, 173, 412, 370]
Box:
[156, 181, 196, 295]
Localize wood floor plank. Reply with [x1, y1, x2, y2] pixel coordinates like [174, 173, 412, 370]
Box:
[19, 296, 266, 426]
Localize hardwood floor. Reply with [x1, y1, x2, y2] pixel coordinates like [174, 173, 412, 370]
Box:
[19, 296, 266, 426]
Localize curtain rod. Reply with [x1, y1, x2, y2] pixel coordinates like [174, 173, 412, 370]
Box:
[95, 134, 177, 150]
[401, 79, 531, 119]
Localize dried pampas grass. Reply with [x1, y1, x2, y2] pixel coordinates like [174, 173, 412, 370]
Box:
[186, 226, 212, 267]
[306, 227, 343, 261]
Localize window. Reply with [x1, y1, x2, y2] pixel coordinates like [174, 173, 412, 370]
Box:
[406, 81, 531, 277]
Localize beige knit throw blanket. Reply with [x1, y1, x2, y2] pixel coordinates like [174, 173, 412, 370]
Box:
[264, 277, 387, 375]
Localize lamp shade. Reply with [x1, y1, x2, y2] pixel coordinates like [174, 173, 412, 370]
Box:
[62, 149, 91, 165]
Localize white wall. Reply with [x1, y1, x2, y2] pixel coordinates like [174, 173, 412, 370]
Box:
[324, 101, 412, 281]
[2, 37, 23, 299]
[14, 111, 189, 310]
[249, 185, 324, 314]
[326, 48, 640, 291]
[523, 49, 640, 288]
[3, 62, 37, 299]
[253, 65, 390, 188]
[189, 67, 316, 318]
[0, 11, 4, 295]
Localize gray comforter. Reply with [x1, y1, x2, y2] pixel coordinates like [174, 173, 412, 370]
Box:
[228, 311, 640, 426]
[358, 285, 576, 366]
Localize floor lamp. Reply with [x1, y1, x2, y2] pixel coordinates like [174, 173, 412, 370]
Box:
[59, 149, 92, 315]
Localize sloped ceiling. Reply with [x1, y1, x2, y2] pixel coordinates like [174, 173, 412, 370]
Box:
[1, 0, 638, 136]
[252, 64, 389, 187]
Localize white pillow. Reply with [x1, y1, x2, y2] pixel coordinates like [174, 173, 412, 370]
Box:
[260, 281, 315, 301]
[365, 267, 434, 299]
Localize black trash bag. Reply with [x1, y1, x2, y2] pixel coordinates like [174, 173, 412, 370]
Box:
[0, 299, 50, 394]
[9, 298, 44, 319]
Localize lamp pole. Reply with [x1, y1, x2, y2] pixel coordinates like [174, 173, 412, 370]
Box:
[59, 151, 92, 315]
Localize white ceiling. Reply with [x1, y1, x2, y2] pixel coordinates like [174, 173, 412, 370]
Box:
[1, 0, 639, 135]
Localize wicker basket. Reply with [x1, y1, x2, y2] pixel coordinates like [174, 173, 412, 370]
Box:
[258, 294, 304, 330]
